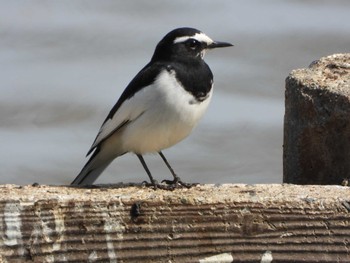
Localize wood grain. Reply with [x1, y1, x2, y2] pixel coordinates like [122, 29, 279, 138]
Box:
[0, 184, 349, 262]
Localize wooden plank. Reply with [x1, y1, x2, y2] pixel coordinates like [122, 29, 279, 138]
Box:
[0, 184, 349, 262]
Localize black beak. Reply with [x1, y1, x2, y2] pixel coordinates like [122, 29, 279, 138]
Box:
[207, 41, 233, 49]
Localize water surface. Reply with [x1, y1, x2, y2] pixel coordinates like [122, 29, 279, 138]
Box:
[1, 1, 349, 185]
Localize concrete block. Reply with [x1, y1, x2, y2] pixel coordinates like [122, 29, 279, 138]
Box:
[284, 53, 350, 184]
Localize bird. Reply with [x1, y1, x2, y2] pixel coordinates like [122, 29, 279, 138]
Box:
[71, 27, 233, 188]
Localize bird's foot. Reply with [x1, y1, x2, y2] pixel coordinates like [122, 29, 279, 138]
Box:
[162, 175, 197, 189]
[142, 179, 168, 190]
[142, 178, 195, 190]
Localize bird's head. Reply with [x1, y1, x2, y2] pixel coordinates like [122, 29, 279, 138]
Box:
[151, 27, 233, 62]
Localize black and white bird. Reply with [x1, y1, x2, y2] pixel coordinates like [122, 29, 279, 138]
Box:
[71, 27, 232, 187]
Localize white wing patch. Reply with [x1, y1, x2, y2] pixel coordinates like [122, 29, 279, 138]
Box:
[88, 91, 149, 152]
[173, 32, 214, 45]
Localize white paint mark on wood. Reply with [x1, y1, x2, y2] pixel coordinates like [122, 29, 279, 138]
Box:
[4, 202, 25, 256]
[199, 252, 234, 262]
[104, 220, 117, 263]
[102, 204, 125, 263]
[261, 250, 273, 263]
[88, 251, 98, 262]
[52, 208, 66, 262]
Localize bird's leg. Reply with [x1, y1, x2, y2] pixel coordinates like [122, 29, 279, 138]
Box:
[137, 154, 159, 187]
[158, 151, 195, 188]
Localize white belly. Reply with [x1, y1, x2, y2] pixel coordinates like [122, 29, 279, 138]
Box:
[120, 69, 212, 154]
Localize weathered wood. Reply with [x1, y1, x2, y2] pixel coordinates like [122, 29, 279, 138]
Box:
[284, 53, 350, 184]
[0, 184, 349, 262]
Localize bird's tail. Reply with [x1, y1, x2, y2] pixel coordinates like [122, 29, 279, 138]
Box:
[71, 148, 113, 186]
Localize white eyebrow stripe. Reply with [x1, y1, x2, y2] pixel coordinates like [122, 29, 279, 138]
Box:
[173, 32, 214, 45]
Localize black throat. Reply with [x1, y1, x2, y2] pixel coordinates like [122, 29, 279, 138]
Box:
[167, 57, 213, 103]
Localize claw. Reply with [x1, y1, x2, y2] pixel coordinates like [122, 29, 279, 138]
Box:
[142, 180, 176, 190]
[161, 177, 197, 189]
[142, 179, 159, 189]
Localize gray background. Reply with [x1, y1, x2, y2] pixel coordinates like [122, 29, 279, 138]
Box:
[1, 1, 349, 185]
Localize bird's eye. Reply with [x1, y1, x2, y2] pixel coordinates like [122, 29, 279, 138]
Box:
[187, 39, 200, 50]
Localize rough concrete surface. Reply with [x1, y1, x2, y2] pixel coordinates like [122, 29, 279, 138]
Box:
[284, 53, 350, 185]
[0, 184, 349, 262]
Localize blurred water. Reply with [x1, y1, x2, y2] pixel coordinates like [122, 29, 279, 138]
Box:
[1, 1, 349, 185]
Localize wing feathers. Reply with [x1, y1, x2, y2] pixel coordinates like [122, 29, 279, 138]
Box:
[86, 119, 130, 156]
[85, 62, 165, 156]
